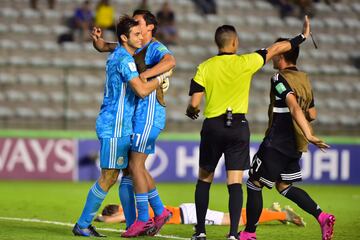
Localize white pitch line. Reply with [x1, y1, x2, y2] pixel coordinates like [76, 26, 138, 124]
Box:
[0, 217, 188, 240]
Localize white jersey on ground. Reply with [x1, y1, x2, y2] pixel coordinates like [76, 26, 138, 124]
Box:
[179, 203, 224, 225]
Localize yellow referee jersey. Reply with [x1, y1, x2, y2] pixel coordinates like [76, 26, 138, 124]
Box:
[193, 52, 263, 118]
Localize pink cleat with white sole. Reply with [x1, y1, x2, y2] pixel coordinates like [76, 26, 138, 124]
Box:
[148, 208, 172, 236]
[121, 219, 156, 238]
[318, 212, 335, 240]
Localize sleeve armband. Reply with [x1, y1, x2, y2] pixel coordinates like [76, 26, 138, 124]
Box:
[189, 79, 205, 96]
[289, 34, 306, 49]
[255, 48, 268, 66]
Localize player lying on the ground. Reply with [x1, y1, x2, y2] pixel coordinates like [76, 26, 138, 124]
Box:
[95, 202, 305, 227]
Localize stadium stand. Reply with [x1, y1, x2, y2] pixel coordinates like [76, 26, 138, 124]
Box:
[0, 0, 359, 135]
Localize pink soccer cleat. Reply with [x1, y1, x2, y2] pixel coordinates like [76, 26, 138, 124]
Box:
[318, 212, 335, 240]
[121, 219, 155, 238]
[239, 231, 256, 240]
[147, 208, 172, 236]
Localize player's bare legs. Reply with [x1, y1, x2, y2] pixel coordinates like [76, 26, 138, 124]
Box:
[98, 169, 120, 191]
[129, 152, 149, 193]
[145, 169, 156, 190]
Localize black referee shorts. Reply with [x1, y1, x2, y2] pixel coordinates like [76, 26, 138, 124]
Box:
[199, 114, 250, 173]
[248, 143, 302, 189]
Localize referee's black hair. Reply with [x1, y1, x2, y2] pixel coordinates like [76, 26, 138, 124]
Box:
[116, 15, 139, 44]
[275, 37, 300, 65]
[133, 9, 158, 35]
[215, 25, 237, 49]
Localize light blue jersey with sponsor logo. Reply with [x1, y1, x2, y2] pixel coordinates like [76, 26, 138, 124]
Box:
[96, 45, 139, 139]
[133, 40, 172, 129]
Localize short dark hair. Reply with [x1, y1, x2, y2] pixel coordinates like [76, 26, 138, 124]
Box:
[275, 38, 300, 64]
[133, 9, 158, 35]
[116, 15, 139, 44]
[214, 25, 237, 49]
[102, 204, 119, 216]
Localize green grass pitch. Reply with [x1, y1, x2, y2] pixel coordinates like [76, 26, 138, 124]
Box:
[0, 181, 359, 240]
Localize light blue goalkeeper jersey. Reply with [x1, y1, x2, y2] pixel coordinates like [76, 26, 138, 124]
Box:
[133, 40, 172, 129]
[96, 45, 139, 139]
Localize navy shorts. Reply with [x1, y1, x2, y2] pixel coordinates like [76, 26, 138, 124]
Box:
[249, 144, 302, 189]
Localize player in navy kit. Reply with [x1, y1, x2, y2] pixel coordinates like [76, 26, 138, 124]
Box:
[239, 36, 334, 240]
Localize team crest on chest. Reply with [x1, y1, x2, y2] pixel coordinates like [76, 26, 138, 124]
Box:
[117, 156, 124, 165]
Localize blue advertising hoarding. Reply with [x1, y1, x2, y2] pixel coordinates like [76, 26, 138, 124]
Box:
[78, 140, 360, 184]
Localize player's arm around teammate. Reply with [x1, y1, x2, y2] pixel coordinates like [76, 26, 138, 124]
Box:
[117, 25, 165, 98]
[72, 15, 164, 238]
[91, 27, 175, 81]
[123, 10, 175, 238]
[93, 11, 175, 237]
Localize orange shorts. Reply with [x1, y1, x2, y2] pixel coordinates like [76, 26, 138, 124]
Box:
[149, 205, 181, 224]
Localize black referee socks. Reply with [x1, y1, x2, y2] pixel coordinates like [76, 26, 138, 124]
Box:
[281, 185, 322, 219]
[227, 183, 243, 237]
[195, 180, 211, 234]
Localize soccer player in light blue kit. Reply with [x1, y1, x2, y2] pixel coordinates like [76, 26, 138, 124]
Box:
[92, 10, 176, 237]
[73, 15, 169, 237]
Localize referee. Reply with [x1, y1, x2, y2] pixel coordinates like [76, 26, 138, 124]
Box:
[186, 17, 311, 240]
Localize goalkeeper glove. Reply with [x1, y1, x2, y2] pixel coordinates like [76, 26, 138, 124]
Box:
[161, 77, 170, 93]
[156, 69, 173, 85]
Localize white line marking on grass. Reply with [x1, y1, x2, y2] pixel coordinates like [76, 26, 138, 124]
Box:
[0, 217, 187, 240]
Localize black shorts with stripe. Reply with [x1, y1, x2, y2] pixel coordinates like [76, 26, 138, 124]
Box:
[248, 143, 302, 189]
[199, 114, 250, 173]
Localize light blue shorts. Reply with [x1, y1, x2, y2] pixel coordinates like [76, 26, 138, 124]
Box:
[99, 137, 131, 169]
[131, 124, 162, 154]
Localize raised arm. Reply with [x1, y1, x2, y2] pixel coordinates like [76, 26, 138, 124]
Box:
[91, 27, 117, 52]
[286, 93, 329, 150]
[264, 15, 310, 63]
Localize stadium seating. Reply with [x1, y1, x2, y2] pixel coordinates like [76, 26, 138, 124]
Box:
[0, 0, 358, 135]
